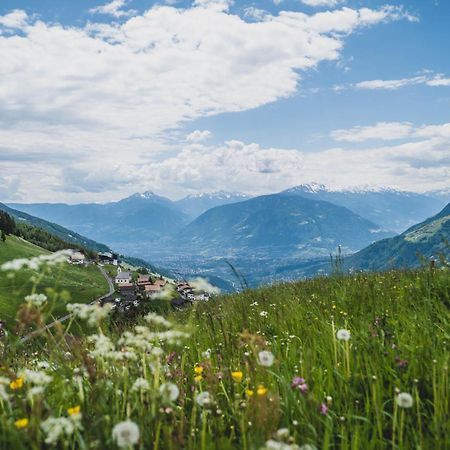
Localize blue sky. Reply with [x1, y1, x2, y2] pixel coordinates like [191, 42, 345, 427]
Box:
[0, 0, 449, 202]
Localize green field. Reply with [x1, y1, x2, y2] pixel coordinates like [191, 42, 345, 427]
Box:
[1, 265, 448, 449]
[0, 235, 108, 327]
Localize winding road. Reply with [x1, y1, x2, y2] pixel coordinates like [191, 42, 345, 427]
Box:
[20, 265, 115, 343]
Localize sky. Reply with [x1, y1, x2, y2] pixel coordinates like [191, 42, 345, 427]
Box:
[0, 0, 449, 203]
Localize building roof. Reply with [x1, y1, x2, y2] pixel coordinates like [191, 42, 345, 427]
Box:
[144, 284, 161, 292]
[137, 275, 151, 284]
[116, 272, 132, 280]
[154, 279, 167, 287]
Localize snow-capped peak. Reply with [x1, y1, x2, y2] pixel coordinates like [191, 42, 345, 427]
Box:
[185, 191, 250, 200]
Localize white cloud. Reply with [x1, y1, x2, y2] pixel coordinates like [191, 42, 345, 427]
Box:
[350, 73, 450, 90]
[89, 0, 136, 18]
[0, 9, 29, 29]
[332, 122, 414, 142]
[0, 4, 419, 201]
[186, 130, 212, 142]
[426, 76, 450, 87]
[300, 0, 343, 7]
[355, 76, 427, 90]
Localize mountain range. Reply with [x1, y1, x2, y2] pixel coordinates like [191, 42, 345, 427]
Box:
[282, 184, 447, 233]
[176, 194, 391, 258]
[5, 186, 449, 287]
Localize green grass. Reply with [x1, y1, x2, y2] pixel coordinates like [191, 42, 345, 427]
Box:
[0, 235, 109, 327]
[0, 266, 449, 449]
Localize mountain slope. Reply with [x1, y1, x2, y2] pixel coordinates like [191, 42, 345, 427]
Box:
[346, 202, 450, 270]
[177, 194, 392, 258]
[175, 191, 252, 219]
[0, 235, 108, 324]
[283, 184, 448, 233]
[0, 203, 110, 253]
[8, 191, 188, 246]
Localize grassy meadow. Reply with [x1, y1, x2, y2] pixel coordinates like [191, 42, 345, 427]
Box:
[0, 255, 448, 449]
[0, 236, 108, 326]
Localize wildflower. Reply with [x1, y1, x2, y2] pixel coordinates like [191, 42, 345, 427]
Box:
[258, 350, 274, 367]
[196, 391, 212, 407]
[112, 420, 140, 448]
[36, 361, 50, 370]
[257, 385, 268, 396]
[9, 377, 24, 390]
[231, 371, 243, 383]
[276, 428, 290, 439]
[67, 406, 81, 416]
[41, 417, 78, 445]
[67, 303, 113, 327]
[291, 377, 305, 389]
[319, 403, 328, 415]
[245, 389, 254, 397]
[159, 383, 180, 402]
[336, 329, 351, 341]
[194, 375, 203, 383]
[22, 369, 52, 386]
[326, 395, 333, 404]
[144, 312, 172, 328]
[260, 311, 268, 318]
[202, 349, 211, 359]
[15, 418, 29, 429]
[24, 293, 48, 308]
[131, 378, 150, 392]
[194, 365, 204, 375]
[396, 392, 413, 408]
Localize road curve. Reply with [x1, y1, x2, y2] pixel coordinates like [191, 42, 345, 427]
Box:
[20, 264, 115, 343]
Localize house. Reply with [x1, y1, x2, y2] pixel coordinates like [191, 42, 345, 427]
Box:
[69, 251, 86, 265]
[144, 284, 162, 298]
[154, 278, 167, 288]
[98, 252, 120, 266]
[115, 271, 132, 285]
[137, 275, 151, 286]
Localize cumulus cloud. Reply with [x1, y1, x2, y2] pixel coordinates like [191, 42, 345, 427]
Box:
[332, 121, 450, 143]
[0, 9, 29, 29]
[300, 0, 343, 7]
[332, 122, 414, 142]
[89, 0, 136, 18]
[186, 130, 212, 142]
[0, 3, 419, 201]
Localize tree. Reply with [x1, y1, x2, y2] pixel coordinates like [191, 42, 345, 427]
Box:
[0, 211, 16, 235]
[1, 230, 6, 242]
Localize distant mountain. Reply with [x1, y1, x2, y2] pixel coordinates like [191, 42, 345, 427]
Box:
[8, 191, 188, 246]
[176, 194, 393, 259]
[0, 203, 110, 253]
[175, 191, 252, 219]
[346, 202, 450, 270]
[282, 184, 448, 233]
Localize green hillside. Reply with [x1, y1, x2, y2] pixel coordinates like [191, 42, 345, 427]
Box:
[347, 203, 450, 271]
[0, 203, 111, 253]
[2, 267, 448, 449]
[0, 235, 109, 327]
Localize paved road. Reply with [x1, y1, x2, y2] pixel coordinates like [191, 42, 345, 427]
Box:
[20, 265, 115, 343]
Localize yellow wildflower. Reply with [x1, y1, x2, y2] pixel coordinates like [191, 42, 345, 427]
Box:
[194, 375, 203, 383]
[256, 385, 268, 396]
[245, 389, 254, 397]
[10, 378, 24, 390]
[332, 304, 337, 310]
[15, 418, 29, 429]
[231, 371, 243, 383]
[67, 405, 81, 416]
[194, 365, 204, 375]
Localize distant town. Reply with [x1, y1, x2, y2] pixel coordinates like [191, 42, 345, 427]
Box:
[68, 250, 213, 313]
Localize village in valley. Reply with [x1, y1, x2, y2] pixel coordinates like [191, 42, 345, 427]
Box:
[68, 249, 213, 313]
